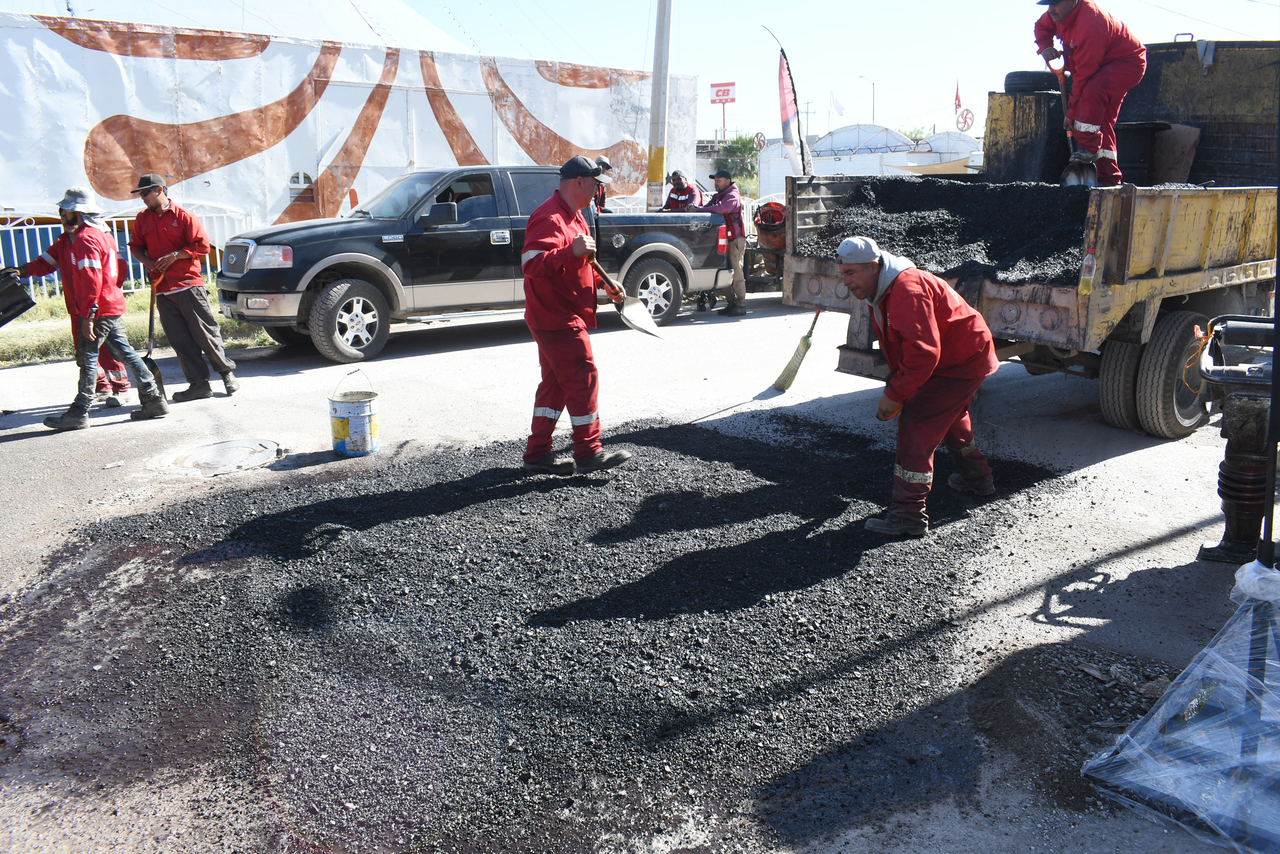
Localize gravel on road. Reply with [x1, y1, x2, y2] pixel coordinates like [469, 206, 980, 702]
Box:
[0, 416, 1179, 852]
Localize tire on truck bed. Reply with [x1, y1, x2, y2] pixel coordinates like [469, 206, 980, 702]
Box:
[1135, 310, 1210, 439]
[308, 278, 391, 363]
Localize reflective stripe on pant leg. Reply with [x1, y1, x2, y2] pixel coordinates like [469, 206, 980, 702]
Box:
[1096, 149, 1118, 161]
[533, 406, 562, 421]
[1073, 120, 1102, 134]
[894, 464, 933, 484]
[527, 326, 602, 461]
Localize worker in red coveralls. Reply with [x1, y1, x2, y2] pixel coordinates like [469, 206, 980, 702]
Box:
[1, 188, 168, 431]
[128, 173, 239, 402]
[695, 169, 747, 317]
[1034, 0, 1146, 187]
[520, 156, 633, 476]
[837, 237, 999, 537]
[661, 170, 703, 211]
[592, 156, 614, 213]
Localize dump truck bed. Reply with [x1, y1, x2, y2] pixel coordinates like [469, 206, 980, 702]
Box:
[783, 176, 1277, 363]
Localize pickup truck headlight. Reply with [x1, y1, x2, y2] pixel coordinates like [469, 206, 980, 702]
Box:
[249, 245, 293, 269]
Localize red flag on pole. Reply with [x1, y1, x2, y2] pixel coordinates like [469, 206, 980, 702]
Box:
[955, 82, 962, 113]
[778, 49, 810, 176]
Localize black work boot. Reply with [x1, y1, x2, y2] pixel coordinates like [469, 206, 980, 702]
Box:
[522, 453, 575, 476]
[576, 449, 633, 474]
[130, 397, 170, 421]
[864, 511, 928, 538]
[172, 380, 212, 402]
[221, 372, 240, 395]
[43, 407, 90, 431]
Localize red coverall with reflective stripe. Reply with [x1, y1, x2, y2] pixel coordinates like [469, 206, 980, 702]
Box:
[522, 190, 605, 463]
[1035, 0, 1146, 186]
[871, 268, 999, 524]
[25, 228, 131, 392]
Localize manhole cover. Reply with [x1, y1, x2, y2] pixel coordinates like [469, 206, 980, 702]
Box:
[159, 439, 282, 476]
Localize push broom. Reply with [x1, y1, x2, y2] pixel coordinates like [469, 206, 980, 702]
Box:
[774, 309, 820, 392]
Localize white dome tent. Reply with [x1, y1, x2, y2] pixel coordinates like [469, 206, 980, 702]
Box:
[758, 124, 982, 199]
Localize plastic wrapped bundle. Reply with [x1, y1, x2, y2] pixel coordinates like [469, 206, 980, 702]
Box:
[1083, 561, 1280, 853]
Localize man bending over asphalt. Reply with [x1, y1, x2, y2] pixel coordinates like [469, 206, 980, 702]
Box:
[837, 236, 999, 537]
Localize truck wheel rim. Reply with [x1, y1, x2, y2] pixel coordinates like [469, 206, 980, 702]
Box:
[1174, 341, 1207, 424]
[336, 297, 378, 348]
[636, 272, 673, 316]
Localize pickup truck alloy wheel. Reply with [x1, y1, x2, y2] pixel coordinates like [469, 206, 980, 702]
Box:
[623, 257, 683, 327]
[264, 325, 315, 347]
[1098, 339, 1143, 431]
[309, 278, 391, 363]
[1135, 310, 1210, 439]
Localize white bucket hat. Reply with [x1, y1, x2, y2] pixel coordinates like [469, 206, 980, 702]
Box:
[56, 187, 102, 214]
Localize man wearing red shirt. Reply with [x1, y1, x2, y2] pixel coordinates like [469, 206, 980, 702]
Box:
[661, 171, 702, 212]
[128, 174, 239, 402]
[1035, 0, 1146, 186]
[4, 188, 168, 430]
[521, 156, 633, 476]
[837, 237, 1000, 537]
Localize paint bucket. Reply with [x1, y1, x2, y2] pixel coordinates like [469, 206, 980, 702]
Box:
[329, 370, 380, 457]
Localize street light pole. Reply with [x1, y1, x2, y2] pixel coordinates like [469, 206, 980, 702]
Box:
[860, 75, 875, 124]
[647, 0, 672, 211]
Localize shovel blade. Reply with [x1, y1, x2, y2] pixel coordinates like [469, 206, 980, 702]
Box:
[616, 297, 663, 339]
[1061, 162, 1098, 187]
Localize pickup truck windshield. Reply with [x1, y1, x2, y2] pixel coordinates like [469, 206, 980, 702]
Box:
[352, 171, 448, 219]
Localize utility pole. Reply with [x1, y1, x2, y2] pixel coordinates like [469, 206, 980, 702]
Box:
[646, 0, 672, 212]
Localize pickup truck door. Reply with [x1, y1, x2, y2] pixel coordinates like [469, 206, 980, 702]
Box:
[503, 170, 565, 292]
[404, 171, 518, 309]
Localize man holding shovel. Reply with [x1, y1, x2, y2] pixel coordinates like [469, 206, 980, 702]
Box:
[3, 188, 168, 430]
[1035, 0, 1145, 187]
[128, 174, 239, 402]
[837, 237, 999, 537]
[520, 156, 633, 476]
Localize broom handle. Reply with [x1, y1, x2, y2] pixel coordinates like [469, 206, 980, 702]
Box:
[807, 309, 821, 334]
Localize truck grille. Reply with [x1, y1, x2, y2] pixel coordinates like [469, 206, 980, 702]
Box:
[221, 241, 253, 275]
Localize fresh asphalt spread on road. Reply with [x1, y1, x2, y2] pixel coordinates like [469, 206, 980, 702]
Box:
[1, 407, 1194, 852]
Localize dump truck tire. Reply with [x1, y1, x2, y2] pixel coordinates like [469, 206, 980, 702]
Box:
[1098, 340, 1143, 431]
[1135, 311, 1209, 439]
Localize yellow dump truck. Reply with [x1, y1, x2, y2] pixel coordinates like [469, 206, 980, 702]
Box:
[783, 177, 1277, 439]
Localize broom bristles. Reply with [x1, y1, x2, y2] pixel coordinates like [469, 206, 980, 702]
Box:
[773, 334, 813, 391]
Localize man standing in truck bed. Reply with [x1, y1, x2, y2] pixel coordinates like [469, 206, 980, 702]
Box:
[1035, 0, 1146, 186]
[520, 156, 633, 476]
[837, 237, 999, 537]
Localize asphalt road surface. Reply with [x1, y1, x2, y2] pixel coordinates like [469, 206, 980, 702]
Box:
[0, 294, 1239, 853]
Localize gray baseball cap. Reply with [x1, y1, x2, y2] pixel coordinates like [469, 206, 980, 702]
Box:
[56, 187, 102, 214]
[836, 236, 882, 264]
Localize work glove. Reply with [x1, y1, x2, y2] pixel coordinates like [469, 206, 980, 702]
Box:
[0, 266, 19, 282]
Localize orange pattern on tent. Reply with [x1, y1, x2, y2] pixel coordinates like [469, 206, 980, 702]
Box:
[36, 15, 270, 60]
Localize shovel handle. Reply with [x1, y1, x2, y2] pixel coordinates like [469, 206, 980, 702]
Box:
[589, 257, 625, 304]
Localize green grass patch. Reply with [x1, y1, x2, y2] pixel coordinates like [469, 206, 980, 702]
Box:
[0, 281, 272, 366]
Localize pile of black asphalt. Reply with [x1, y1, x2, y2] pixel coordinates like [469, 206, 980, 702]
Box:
[794, 177, 1093, 287]
[1, 416, 1163, 852]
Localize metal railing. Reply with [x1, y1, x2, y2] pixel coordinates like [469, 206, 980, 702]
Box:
[0, 207, 248, 300]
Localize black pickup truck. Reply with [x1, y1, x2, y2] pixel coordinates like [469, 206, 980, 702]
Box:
[216, 166, 734, 362]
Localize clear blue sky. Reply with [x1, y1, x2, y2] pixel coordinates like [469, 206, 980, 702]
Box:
[404, 0, 1278, 142]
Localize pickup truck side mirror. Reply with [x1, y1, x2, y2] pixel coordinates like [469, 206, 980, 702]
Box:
[418, 202, 457, 228]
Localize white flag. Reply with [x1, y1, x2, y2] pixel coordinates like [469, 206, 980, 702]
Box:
[830, 91, 845, 117]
